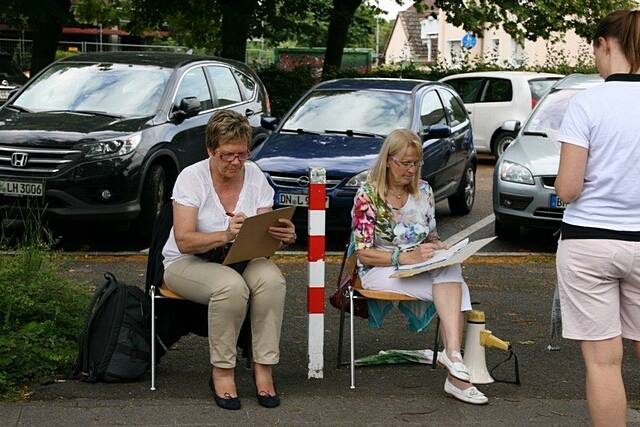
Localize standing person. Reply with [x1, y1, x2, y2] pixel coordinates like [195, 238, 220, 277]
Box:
[555, 9, 640, 427]
[162, 110, 296, 410]
[351, 128, 487, 405]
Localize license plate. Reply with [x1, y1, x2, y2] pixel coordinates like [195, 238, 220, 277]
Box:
[550, 194, 566, 209]
[0, 180, 44, 197]
[278, 192, 329, 208]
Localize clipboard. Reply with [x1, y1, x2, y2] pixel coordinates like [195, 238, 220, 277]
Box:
[389, 237, 496, 278]
[222, 206, 296, 265]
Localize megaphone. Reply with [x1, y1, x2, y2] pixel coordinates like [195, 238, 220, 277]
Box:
[462, 310, 511, 384]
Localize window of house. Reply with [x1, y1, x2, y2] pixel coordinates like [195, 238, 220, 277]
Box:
[481, 78, 513, 103]
[490, 39, 500, 56]
[420, 90, 447, 128]
[174, 67, 212, 111]
[439, 89, 467, 127]
[448, 40, 462, 67]
[206, 66, 242, 106]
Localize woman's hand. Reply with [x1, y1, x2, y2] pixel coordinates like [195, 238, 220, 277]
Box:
[430, 240, 450, 250]
[400, 242, 446, 264]
[269, 218, 297, 245]
[226, 212, 247, 241]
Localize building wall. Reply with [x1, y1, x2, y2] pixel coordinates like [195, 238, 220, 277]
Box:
[437, 10, 591, 67]
[384, 21, 411, 64]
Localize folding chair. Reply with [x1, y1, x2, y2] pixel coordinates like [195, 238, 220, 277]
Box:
[336, 244, 441, 389]
[146, 202, 252, 391]
[149, 282, 182, 391]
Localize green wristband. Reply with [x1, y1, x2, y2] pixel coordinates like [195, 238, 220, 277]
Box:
[391, 248, 400, 268]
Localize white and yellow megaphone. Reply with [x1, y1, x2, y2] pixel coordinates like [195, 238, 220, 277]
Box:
[462, 310, 510, 384]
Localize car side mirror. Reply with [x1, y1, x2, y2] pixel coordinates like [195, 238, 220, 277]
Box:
[501, 120, 521, 132]
[422, 124, 452, 140]
[260, 116, 279, 131]
[179, 97, 201, 118]
[170, 97, 201, 123]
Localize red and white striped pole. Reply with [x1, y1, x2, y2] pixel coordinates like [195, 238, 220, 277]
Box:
[307, 166, 326, 379]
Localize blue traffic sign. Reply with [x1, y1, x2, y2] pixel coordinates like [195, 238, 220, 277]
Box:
[461, 32, 477, 49]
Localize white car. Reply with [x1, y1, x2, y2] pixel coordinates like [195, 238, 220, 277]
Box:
[440, 71, 562, 157]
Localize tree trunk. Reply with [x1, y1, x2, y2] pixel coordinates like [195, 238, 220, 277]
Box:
[322, 0, 362, 78]
[30, 21, 63, 76]
[29, 0, 71, 76]
[219, 0, 258, 61]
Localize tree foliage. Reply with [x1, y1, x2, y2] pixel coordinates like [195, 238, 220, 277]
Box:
[434, 0, 636, 42]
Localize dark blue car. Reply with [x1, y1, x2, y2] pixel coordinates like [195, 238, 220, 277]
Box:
[251, 78, 477, 229]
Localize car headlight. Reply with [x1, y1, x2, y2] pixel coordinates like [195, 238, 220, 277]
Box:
[345, 170, 369, 188]
[83, 133, 142, 158]
[500, 160, 534, 185]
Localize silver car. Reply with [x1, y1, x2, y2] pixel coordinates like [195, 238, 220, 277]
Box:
[492, 74, 604, 238]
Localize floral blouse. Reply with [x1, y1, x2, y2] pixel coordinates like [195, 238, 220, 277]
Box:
[351, 180, 438, 275]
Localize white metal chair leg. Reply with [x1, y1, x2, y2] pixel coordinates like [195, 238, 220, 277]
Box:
[150, 285, 156, 391]
[349, 287, 355, 390]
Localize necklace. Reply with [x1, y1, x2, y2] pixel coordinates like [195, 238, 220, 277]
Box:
[388, 188, 406, 199]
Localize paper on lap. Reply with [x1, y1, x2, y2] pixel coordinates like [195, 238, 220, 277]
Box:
[390, 237, 496, 278]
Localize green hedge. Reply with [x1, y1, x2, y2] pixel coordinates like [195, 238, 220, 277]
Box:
[258, 65, 318, 118]
[257, 49, 597, 117]
[0, 245, 90, 399]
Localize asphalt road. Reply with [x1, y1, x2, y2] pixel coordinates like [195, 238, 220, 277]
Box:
[3, 254, 637, 426]
[9, 156, 559, 254]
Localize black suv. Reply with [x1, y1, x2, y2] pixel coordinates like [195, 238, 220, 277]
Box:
[0, 52, 27, 104]
[0, 52, 270, 237]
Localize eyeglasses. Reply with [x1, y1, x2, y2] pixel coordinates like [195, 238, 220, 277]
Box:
[390, 157, 423, 169]
[216, 151, 249, 162]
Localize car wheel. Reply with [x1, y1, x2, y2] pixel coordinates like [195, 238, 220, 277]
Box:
[137, 164, 169, 242]
[492, 132, 515, 158]
[448, 165, 475, 215]
[494, 217, 520, 240]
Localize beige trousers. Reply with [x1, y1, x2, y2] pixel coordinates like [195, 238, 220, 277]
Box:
[164, 256, 286, 368]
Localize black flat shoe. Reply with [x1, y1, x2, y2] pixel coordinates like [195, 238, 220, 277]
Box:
[209, 376, 241, 410]
[256, 390, 281, 408]
[252, 374, 280, 408]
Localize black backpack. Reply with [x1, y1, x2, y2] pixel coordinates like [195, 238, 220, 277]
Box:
[73, 272, 151, 382]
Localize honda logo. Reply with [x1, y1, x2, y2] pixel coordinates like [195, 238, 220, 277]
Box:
[11, 152, 29, 168]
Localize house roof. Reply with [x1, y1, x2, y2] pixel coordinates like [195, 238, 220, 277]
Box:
[384, 1, 438, 60]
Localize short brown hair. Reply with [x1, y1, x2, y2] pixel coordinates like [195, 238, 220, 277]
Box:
[594, 9, 640, 73]
[205, 110, 252, 151]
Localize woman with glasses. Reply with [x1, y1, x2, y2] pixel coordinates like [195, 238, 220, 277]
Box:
[351, 128, 487, 405]
[162, 110, 296, 410]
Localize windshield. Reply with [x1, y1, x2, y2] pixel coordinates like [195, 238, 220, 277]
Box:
[524, 89, 581, 134]
[12, 62, 172, 117]
[0, 56, 27, 82]
[281, 89, 412, 135]
[528, 78, 559, 102]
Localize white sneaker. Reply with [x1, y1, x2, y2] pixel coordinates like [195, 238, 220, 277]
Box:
[437, 350, 470, 382]
[444, 377, 488, 405]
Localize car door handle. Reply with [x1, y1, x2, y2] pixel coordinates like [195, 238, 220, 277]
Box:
[245, 109, 255, 118]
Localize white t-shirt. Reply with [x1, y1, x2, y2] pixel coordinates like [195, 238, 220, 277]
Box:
[162, 159, 274, 267]
[558, 78, 640, 231]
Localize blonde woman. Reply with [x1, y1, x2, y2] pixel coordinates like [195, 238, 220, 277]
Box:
[351, 128, 487, 404]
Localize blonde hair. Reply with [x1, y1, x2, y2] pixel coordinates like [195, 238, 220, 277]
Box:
[594, 9, 640, 73]
[367, 128, 423, 200]
[205, 110, 251, 151]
